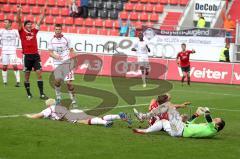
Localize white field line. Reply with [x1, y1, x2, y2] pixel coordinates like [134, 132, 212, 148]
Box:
[0, 103, 240, 119]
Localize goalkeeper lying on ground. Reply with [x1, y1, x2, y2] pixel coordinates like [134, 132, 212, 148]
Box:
[25, 98, 132, 127]
[133, 107, 225, 138]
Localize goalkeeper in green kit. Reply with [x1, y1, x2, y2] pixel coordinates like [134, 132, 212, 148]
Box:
[133, 107, 225, 138]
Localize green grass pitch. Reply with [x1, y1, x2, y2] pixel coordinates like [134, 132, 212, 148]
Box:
[0, 71, 239, 159]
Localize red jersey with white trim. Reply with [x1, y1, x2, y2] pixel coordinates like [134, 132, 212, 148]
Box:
[177, 50, 193, 67]
[18, 27, 39, 54]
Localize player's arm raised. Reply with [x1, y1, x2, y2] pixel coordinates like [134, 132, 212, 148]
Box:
[16, 5, 22, 30]
[36, 7, 47, 28]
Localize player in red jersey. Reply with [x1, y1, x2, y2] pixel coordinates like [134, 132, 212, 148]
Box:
[176, 43, 196, 86]
[17, 5, 48, 99]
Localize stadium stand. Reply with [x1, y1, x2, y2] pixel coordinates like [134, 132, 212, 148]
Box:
[0, 0, 191, 35]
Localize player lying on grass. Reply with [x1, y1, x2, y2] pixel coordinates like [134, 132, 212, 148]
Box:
[25, 98, 132, 127]
[134, 93, 191, 125]
[133, 107, 225, 138]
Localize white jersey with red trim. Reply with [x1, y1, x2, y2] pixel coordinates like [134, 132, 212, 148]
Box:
[0, 29, 19, 55]
[48, 35, 72, 65]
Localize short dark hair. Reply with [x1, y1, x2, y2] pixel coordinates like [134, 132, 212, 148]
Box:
[181, 43, 186, 46]
[157, 94, 169, 105]
[55, 24, 62, 28]
[4, 19, 12, 23]
[24, 20, 32, 26]
[217, 119, 225, 132]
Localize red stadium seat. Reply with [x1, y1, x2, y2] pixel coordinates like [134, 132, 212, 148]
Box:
[3, 5, 11, 13]
[9, 0, 17, 4]
[40, 25, 48, 31]
[109, 29, 119, 36]
[180, 0, 189, 6]
[134, 21, 143, 30]
[12, 23, 18, 29]
[89, 28, 98, 34]
[52, 7, 60, 16]
[6, 14, 15, 21]
[135, 3, 144, 12]
[61, 8, 69, 16]
[12, 5, 18, 13]
[27, 0, 36, 5]
[47, 0, 55, 6]
[65, 17, 74, 25]
[169, 0, 178, 5]
[55, 16, 64, 24]
[150, 0, 158, 4]
[140, 13, 149, 21]
[22, 5, 30, 14]
[32, 6, 41, 15]
[49, 25, 55, 32]
[79, 27, 88, 34]
[99, 29, 108, 35]
[84, 18, 94, 27]
[120, 11, 128, 20]
[154, 5, 164, 13]
[0, 13, 4, 21]
[159, 0, 168, 5]
[130, 0, 138, 3]
[130, 12, 138, 21]
[140, 0, 148, 3]
[144, 22, 153, 28]
[37, 0, 45, 6]
[26, 15, 34, 22]
[45, 16, 54, 24]
[105, 19, 113, 28]
[19, 0, 26, 5]
[75, 18, 83, 26]
[150, 13, 159, 22]
[125, 3, 134, 11]
[95, 18, 103, 27]
[145, 4, 154, 12]
[62, 27, 68, 33]
[114, 21, 120, 29]
[69, 26, 78, 33]
[57, 0, 66, 7]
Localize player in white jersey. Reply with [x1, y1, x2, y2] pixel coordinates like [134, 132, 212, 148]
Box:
[48, 24, 77, 107]
[0, 19, 20, 87]
[25, 98, 132, 128]
[132, 32, 150, 87]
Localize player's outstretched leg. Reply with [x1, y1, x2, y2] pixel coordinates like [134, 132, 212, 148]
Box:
[2, 65, 8, 86]
[133, 120, 163, 134]
[102, 112, 132, 126]
[78, 117, 113, 127]
[13, 65, 20, 87]
[36, 70, 48, 100]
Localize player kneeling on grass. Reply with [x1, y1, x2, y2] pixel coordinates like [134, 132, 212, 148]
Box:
[25, 98, 132, 127]
[134, 93, 190, 124]
[133, 107, 225, 138]
[48, 24, 77, 107]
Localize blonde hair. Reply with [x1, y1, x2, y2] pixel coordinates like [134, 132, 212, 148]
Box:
[45, 98, 56, 106]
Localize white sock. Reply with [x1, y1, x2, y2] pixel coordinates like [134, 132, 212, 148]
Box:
[145, 120, 163, 133]
[55, 86, 61, 99]
[102, 115, 120, 121]
[89, 117, 107, 125]
[14, 70, 20, 83]
[2, 71, 7, 83]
